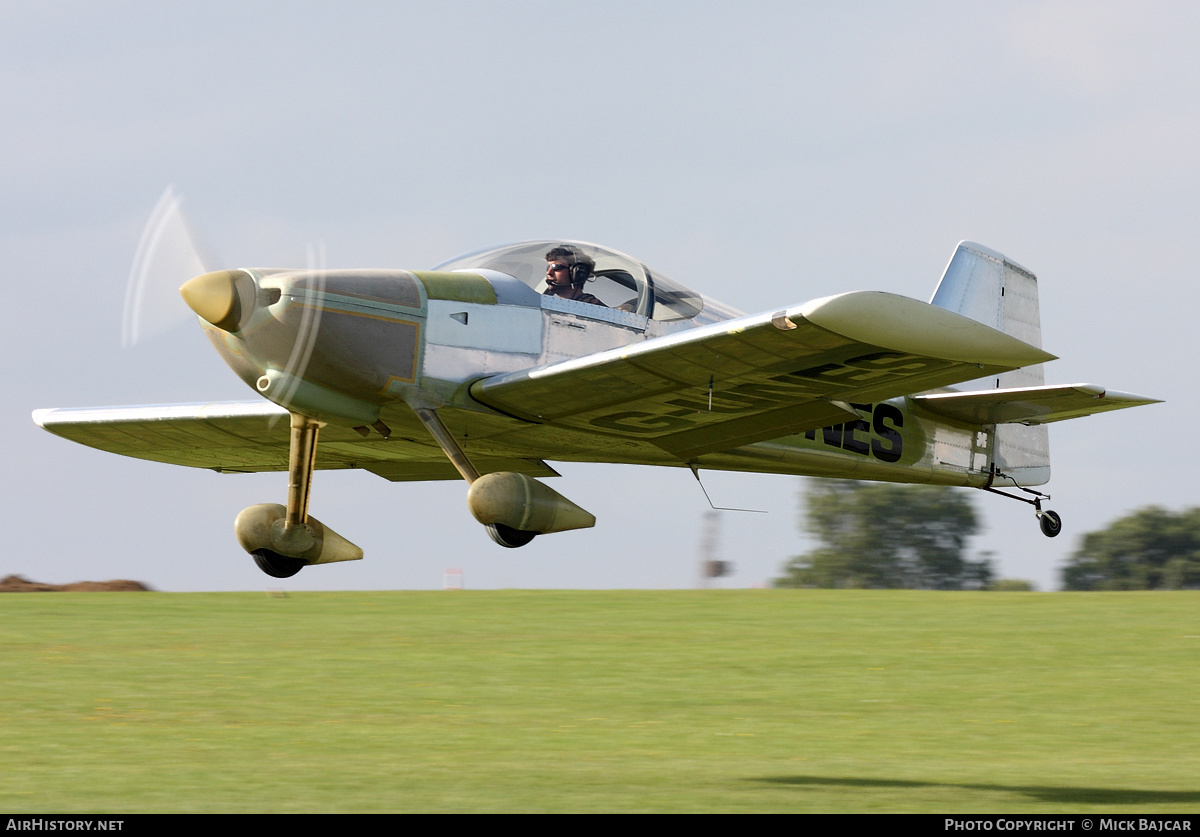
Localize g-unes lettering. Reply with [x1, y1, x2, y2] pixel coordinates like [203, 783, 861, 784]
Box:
[803, 402, 903, 463]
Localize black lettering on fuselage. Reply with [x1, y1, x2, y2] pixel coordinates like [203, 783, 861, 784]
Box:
[841, 402, 872, 455]
[802, 403, 904, 462]
[821, 424, 843, 446]
[871, 402, 904, 462]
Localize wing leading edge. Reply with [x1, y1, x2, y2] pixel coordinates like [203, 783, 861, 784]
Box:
[33, 402, 558, 481]
[471, 290, 1056, 461]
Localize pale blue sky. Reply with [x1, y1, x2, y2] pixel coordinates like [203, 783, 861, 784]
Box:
[4, 2, 1194, 590]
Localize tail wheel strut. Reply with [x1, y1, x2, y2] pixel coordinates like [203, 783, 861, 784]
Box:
[981, 465, 1062, 539]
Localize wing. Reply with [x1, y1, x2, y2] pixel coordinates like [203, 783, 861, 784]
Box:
[913, 384, 1161, 426]
[33, 401, 558, 481]
[472, 291, 1056, 461]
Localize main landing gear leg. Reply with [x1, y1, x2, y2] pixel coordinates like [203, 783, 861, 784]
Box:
[251, 412, 323, 577]
[406, 402, 540, 549]
[980, 465, 1062, 538]
[235, 412, 363, 577]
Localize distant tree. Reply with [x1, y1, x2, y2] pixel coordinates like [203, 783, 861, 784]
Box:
[988, 578, 1036, 592]
[774, 480, 992, 590]
[1061, 506, 1200, 591]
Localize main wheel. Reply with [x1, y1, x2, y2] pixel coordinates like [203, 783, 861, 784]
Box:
[252, 548, 307, 578]
[1038, 510, 1062, 538]
[486, 523, 538, 548]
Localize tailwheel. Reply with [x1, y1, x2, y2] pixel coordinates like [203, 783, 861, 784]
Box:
[252, 548, 307, 578]
[1038, 510, 1062, 539]
[486, 523, 538, 549]
[982, 466, 1062, 539]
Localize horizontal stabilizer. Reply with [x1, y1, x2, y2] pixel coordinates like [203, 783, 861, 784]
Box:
[914, 384, 1161, 426]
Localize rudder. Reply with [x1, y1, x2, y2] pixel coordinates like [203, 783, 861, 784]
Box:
[929, 242, 1049, 485]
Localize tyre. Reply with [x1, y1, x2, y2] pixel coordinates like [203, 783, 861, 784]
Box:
[251, 548, 307, 578]
[485, 523, 538, 548]
[1038, 510, 1062, 538]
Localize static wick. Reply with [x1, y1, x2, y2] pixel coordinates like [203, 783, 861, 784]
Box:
[708, 375, 714, 411]
[689, 465, 767, 513]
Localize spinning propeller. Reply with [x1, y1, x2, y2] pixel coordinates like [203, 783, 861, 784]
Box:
[124, 187, 328, 419]
[124, 189, 351, 578]
[122, 186, 209, 347]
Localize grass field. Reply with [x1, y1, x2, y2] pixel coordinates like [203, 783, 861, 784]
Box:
[1, 590, 1197, 813]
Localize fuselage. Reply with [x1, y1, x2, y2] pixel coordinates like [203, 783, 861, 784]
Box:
[190, 240, 1006, 491]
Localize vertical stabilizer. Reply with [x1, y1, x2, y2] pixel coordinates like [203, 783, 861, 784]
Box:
[929, 242, 1049, 485]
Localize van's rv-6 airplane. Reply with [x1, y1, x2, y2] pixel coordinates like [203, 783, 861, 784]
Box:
[34, 240, 1158, 578]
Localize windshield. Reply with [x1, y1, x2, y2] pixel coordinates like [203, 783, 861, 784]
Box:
[434, 240, 704, 322]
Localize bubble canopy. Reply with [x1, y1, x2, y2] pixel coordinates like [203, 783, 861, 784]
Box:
[434, 240, 704, 322]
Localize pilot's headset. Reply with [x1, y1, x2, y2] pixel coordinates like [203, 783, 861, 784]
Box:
[562, 245, 595, 285]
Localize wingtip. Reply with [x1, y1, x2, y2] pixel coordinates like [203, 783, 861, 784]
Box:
[1096, 388, 1163, 406]
[796, 291, 1055, 368]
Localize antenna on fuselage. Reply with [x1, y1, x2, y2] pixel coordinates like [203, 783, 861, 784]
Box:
[688, 465, 767, 513]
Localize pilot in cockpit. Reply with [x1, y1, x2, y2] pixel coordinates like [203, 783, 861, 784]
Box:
[543, 245, 607, 307]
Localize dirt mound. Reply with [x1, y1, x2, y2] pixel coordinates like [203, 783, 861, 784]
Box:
[0, 574, 153, 592]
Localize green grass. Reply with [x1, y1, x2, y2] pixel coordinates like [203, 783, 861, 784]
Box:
[1, 590, 1197, 812]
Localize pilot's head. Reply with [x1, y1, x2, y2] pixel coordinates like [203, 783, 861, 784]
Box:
[545, 245, 594, 288]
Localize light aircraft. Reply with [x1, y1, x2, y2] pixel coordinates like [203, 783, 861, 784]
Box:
[34, 239, 1158, 578]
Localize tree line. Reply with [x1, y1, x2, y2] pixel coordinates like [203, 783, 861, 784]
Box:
[774, 480, 1200, 591]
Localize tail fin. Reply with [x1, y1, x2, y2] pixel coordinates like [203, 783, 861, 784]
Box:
[930, 242, 1049, 485]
